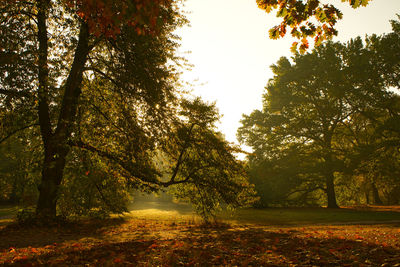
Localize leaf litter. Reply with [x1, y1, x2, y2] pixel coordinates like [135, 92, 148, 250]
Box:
[0, 218, 399, 266]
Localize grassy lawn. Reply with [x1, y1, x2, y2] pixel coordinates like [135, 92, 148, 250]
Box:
[0, 205, 19, 227]
[2, 204, 400, 227]
[220, 206, 400, 226]
[0, 205, 18, 218]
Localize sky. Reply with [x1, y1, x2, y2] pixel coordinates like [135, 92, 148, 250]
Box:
[175, 0, 400, 145]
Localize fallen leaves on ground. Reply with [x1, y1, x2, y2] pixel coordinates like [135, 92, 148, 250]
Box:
[0, 218, 400, 266]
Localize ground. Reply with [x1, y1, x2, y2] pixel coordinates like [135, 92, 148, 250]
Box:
[1, 205, 400, 266]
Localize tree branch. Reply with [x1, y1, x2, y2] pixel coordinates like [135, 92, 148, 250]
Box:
[37, 0, 53, 144]
[69, 139, 200, 189]
[68, 140, 161, 186]
[286, 185, 326, 199]
[0, 123, 39, 144]
[0, 89, 32, 98]
[88, 66, 120, 88]
[168, 123, 196, 183]
[55, 21, 91, 139]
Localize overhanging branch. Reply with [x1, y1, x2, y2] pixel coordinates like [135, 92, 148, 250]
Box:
[69, 140, 161, 186]
[0, 123, 39, 144]
[69, 139, 198, 188]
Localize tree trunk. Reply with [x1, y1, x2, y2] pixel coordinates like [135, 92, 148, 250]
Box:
[8, 175, 19, 204]
[35, 18, 90, 220]
[365, 190, 370, 205]
[325, 171, 339, 208]
[36, 140, 69, 219]
[372, 182, 383, 205]
[322, 147, 339, 209]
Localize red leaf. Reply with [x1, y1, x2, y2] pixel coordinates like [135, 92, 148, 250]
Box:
[72, 243, 82, 248]
[172, 241, 184, 248]
[149, 243, 159, 249]
[113, 258, 123, 263]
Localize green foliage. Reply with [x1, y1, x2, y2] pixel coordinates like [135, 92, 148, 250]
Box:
[58, 150, 130, 218]
[247, 147, 324, 207]
[1, 0, 256, 221]
[163, 98, 258, 221]
[16, 207, 37, 225]
[239, 20, 400, 207]
[0, 136, 41, 205]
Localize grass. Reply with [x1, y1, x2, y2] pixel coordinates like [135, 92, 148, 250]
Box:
[220, 206, 400, 226]
[0, 205, 19, 226]
[0, 205, 18, 218]
[2, 203, 400, 227]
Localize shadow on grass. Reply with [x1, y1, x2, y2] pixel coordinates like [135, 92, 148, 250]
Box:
[0, 205, 18, 220]
[5, 223, 400, 266]
[0, 218, 126, 250]
[220, 207, 400, 226]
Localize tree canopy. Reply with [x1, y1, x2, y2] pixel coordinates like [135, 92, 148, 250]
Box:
[238, 20, 400, 207]
[0, 0, 256, 222]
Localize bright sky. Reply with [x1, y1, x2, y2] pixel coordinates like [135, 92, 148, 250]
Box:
[176, 0, 400, 145]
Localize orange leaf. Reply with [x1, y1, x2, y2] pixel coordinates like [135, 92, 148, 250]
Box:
[113, 258, 123, 263]
[172, 241, 184, 248]
[72, 243, 82, 248]
[149, 243, 159, 249]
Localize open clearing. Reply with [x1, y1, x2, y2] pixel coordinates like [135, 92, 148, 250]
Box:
[1, 206, 400, 266]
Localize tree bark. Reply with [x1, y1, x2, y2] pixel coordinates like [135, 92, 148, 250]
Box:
[323, 149, 339, 208]
[372, 182, 383, 205]
[36, 140, 69, 219]
[325, 171, 339, 208]
[322, 134, 339, 209]
[365, 190, 370, 205]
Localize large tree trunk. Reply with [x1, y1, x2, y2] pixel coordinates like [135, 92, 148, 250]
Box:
[372, 182, 383, 205]
[325, 171, 339, 208]
[323, 149, 339, 208]
[36, 141, 69, 219]
[365, 190, 370, 205]
[321, 130, 339, 209]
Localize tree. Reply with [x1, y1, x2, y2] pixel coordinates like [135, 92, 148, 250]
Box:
[0, 0, 180, 220]
[0, 0, 255, 222]
[256, 0, 373, 53]
[338, 19, 400, 204]
[165, 98, 257, 220]
[238, 32, 398, 208]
